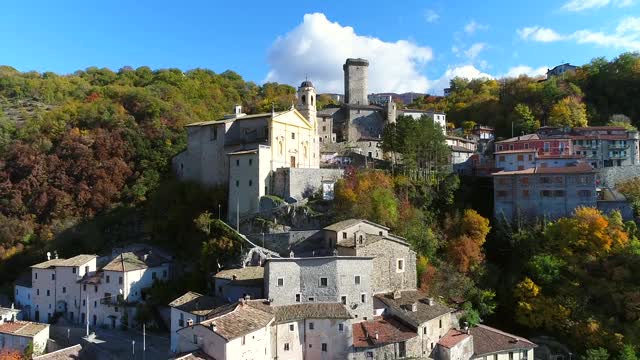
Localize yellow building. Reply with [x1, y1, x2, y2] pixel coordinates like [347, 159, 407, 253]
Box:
[172, 81, 320, 222]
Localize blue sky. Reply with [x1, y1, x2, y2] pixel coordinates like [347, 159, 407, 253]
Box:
[1, 0, 639, 94]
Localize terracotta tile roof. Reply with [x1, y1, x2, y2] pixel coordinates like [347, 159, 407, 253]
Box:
[79, 271, 103, 285]
[185, 112, 277, 127]
[274, 303, 351, 323]
[494, 149, 537, 154]
[214, 267, 264, 281]
[573, 126, 627, 131]
[374, 291, 453, 328]
[58, 255, 96, 267]
[169, 292, 220, 316]
[197, 301, 274, 341]
[470, 324, 536, 356]
[33, 344, 82, 359]
[438, 328, 471, 348]
[450, 145, 475, 153]
[570, 135, 630, 140]
[324, 219, 389, 232]
[102, 251, 169, 272]
[0, 321, 49, 337]
[352, 316, 417, 348]
[31, 258, 67, 269]
[173, 351, 215, 360]
[493, 162, 593, 176]
[495, 134, 540, 143]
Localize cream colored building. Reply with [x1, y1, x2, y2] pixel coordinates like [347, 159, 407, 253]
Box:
[173, 81, 320, 222]
[0, 320, 49, 355]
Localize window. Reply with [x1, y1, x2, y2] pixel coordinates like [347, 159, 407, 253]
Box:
[522, 190, 530, 198]
[37, 289, 40, 296]
[284, 343, 290, 351]
[554, 176, 563, 184]
[62, 287, 66, 294]
[295, 294, 300, 302]
[152, 272, 157, 280]
[520, 177, 529, 185]
[291, 133, 295, 140]
[95, 286, 98, 293]
[289, 324, 294, 331]
[339, 323, 344, 331]
[517, 154, 524, 161]
[235, 180, 239, 187]
[397, 259, 405, 272]
[106, 275, 110, 283]
[179, 313, 184, 327]
[355, 275, 361, 285]
[308, 297, 315, 302]
[361, 293, 366, 303]
[544, 142, 550, 152]
[498, 178, 510, 185]
[423, 327, 427, 334]
[341, 296, 347, 305]
[82, 299, 85, 306]
[163, 270, 167, 278]
[540, 177, 551, 184]
[249, 180, 253, 186]
[498, 145, 504, 151]
[249, 159, 253, 166]
[85, 266, 89, 274]
[439, 318, 442, 328]
[51, 274, 55, 281]
[342, 232, 347, 239]
[72, 267, 76, 274]
[509, 144, 514, 150]
[46, 290, 50, 296]
[241, 336, 246, 345]
[309, 322, 314, 330]
[236, 159, 240, 166]
[541, 190, 552, 197]
[322, 343, 328, 352]
[115, 306, 119, 313]
[509, 352, 514, 360]
[319, 277, 328, 287]
[322, 126, 326, 132]
[578, 190, 592, 198]
[517, 165, 525, 170]
[367, 352, 374, 359]
[524, 143, 530, 149]
[34, 273, 37, 280]
[119, 276, 123, 285]
[528, 154, 533, 161]
[277, 278, 284, 287]
[94, 301, 97, 308]
[554, 190, 565, 197]
[497, 191, 509, 199]
[499, 155, 506, 162]
[193, 335, 198, 344]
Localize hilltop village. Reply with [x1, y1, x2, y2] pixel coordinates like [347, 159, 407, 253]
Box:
[2, 56, 640, 360]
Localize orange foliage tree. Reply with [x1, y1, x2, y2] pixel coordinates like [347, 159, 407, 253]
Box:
[444, 209, 491, 273]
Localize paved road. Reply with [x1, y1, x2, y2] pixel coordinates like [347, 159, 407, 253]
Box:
[50, 325, 170, 360]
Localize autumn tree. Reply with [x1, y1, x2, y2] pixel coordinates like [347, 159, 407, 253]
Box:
[548, 96, 588, 128]
[512, 103, 540, 134]
[334, 170, 399, 228]
[444, 209, 491, 273]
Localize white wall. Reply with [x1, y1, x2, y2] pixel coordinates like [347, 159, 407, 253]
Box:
[303, 319, 350, 360]
[31, 268, 55, 322]
[170, 308, 208, 353]
[14, 286, 31, 311]
[0, 325, 49, 355]
[274, 321, 303, 360]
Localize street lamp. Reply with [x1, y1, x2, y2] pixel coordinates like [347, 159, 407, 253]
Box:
[86, 289, 124, 337]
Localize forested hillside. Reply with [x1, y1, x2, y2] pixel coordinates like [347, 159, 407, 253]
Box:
[409, 52, 640, 137]
[0, 65, 296, 285]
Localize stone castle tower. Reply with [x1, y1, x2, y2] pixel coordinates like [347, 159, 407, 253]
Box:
[343, 58, 369, 106]
[297, 80, 317, 134]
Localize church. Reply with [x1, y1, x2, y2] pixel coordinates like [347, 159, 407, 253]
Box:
[172, 81, 322, 221]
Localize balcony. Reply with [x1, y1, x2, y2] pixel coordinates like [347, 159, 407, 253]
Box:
[608, 144, 629, 150]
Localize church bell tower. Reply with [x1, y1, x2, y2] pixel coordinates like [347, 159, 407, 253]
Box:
[296, 79, 317, 135]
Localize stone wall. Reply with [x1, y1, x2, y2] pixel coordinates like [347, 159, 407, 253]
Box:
[598, 165, 640, 187]
[247, 230, 323, 256]
[598, 201, 634, 220]
[272, 168, 344, 200]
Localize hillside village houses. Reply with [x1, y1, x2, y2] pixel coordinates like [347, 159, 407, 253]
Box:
[173, 58, 473, 222]
[0, 318, 50, 355]
[23, 247, 171, 330]
[491, 125, 640, 219]
[170, 218, 536, 360]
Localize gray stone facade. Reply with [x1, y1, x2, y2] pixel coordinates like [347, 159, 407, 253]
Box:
[264, 256, 375, 320]
[493, 165, 597, 219]
[271, 167, 344, 200]
[598, 164, 640, 187]
[344, 58, 369, 106]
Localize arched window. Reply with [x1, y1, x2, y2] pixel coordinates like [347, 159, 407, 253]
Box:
[302, 95, 306, 103]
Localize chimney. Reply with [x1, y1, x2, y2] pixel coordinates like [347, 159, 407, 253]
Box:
[289, 251, 295, 258]
[244, 294, 251, 301]
[235, 105, 242, 116]
[411, 302, 418, 312]
[392, 290, 401, 300]
[463, 321, 469, 334]
[211, 322, 217, 332]
[46, 252, 51, 261]
[187, 319, 194, 327]
[375, 331, 379, 340]
[54, 251, 59, 259]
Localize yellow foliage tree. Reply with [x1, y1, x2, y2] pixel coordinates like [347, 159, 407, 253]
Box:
[514, 277, 570, 330]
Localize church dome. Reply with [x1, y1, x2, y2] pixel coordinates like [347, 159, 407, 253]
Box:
[300, 80, 314, 88]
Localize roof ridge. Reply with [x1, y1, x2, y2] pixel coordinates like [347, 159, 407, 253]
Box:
[476, 324, 533, 344]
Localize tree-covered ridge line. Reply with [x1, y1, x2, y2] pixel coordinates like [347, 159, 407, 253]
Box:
[0, 65, 299, 263]
[407, 53, 640, 137]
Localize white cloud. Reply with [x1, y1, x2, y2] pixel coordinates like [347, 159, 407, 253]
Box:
[518, 26, 564, 42]
[428, 65, 493, 95]
[518, 17, 640, 51]
[504, 65, 549, 78]
[424, 9, 440, 23]
[266, 13, 432, 93]
[464, 20, 489, 34]
[561, 0, 633, 11]
[464, 43, 487, 59]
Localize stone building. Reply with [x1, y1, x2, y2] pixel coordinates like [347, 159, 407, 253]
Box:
[169, 291, 220, 352]
[493, 162, 597, 219]
[173, 80, 321, 221]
